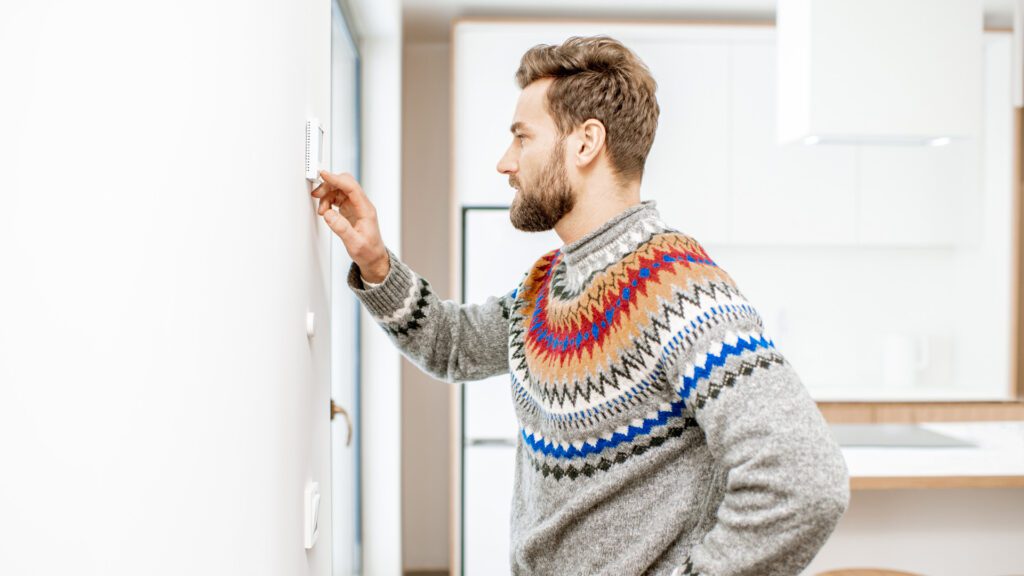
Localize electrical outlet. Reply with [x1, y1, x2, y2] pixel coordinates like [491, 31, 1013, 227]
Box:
[304, 480, 320, 549]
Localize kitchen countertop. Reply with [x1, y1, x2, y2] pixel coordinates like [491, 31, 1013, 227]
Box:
[841, 421, 1024, 490]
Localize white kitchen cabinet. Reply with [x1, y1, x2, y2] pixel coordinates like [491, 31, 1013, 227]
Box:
[855, 31, 990, 247]
[730, 39, 860, 245]
[730, 34, 986, 247]
[857, 141, 978, 246]
[463, 444, 517, 576]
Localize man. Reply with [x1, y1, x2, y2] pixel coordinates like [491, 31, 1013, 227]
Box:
[312, 35, 849, 576]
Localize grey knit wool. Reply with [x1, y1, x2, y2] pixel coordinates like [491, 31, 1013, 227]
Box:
[346, 200, 850, 576]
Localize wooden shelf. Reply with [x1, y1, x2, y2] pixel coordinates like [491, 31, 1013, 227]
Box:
[818, 401, 1024, 424]
[851, 475, 1024, 490]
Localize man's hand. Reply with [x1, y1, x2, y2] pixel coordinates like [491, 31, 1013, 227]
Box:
[312, 170, 390, 283]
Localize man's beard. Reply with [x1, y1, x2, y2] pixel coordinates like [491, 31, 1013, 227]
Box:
[508, 138, 576, 232]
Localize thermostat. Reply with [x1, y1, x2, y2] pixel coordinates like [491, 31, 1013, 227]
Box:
[305, 118, 325, 182]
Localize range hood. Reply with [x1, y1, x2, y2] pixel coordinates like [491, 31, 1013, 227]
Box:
[776, 0, 984, 146]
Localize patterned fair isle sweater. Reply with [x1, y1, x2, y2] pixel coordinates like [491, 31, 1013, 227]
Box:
[348, 199, 850, 576]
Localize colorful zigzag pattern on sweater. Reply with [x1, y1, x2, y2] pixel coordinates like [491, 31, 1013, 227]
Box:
[508, 229, 780, 480]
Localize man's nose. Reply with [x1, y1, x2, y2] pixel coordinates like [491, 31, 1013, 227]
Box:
[496, 150, 517, 175]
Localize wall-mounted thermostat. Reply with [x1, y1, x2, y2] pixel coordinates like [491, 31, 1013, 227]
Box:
[305, 118, 325, 182]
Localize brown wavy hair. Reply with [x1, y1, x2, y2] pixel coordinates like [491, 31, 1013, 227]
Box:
[514, 35, 660, 187]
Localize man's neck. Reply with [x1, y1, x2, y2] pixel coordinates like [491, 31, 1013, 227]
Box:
[555, 191, 642, 246]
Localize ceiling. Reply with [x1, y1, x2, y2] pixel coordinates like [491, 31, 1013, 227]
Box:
[402, 0, 1017, 43]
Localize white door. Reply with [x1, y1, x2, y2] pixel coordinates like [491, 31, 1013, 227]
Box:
[330, 1, 362, 574]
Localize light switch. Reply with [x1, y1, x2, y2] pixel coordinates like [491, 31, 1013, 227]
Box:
[304, 480, 320, 549]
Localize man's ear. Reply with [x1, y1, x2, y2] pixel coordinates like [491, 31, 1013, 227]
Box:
[572, 118, 606, 168]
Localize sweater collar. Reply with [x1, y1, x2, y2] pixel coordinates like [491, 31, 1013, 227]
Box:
[559, 199, 663, 266]
[554, 199, 667, 292]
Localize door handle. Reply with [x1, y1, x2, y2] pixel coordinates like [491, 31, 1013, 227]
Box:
[468, 438, 516, 447]
[331, 399, 353, 447]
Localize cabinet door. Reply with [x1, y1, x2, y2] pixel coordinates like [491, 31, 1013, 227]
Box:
[629, 41, 732, 244]
[854, 32, 983, 247]
[463, 444, 517, 576]
[731, 40, 859, 245]
[857, 138, 979, 246]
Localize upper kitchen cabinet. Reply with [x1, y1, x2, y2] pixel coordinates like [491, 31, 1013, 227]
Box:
[855, 34, 1008, 248]
[454, 22, 999, 248]
[730, 33, 986, 248]
[857, 140, 979, 246]
[730, 39, 859, 245]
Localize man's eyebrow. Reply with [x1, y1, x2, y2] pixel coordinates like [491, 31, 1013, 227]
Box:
[510, 121, 527, 134]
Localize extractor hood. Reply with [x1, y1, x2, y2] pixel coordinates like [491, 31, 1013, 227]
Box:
[776, 0, 984, 146]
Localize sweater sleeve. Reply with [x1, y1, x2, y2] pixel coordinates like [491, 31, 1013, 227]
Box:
[668, 306, 850, 576]
[347, 246, 516, 383]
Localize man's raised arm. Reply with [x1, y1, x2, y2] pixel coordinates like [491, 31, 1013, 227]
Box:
[313, 170, 514, 383]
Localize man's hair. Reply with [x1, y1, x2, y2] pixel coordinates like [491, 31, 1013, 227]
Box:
[515, 35, 660, 187]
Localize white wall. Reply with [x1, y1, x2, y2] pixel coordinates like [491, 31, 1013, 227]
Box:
[0, 1, 334, 574]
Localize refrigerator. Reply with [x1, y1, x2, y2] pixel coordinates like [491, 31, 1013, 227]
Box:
[460, 206, 560, 576]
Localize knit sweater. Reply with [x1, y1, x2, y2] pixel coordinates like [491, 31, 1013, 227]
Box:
[347, 199, 850, 576]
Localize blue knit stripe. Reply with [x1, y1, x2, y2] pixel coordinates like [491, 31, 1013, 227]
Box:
[676, 334, 774, 401]
[521, 334, 774, 459]
[522, 398, 687, 459]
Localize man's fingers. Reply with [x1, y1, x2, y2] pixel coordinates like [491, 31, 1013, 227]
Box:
[317, 191, 355, 217]
[311, 180, 332, 198]
[335, 195, 356, 219]
[323, 208, 358, 245]
[318, 170, 355, 198]
[319, 170, 375, 218]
